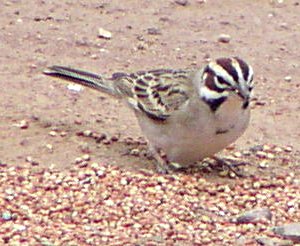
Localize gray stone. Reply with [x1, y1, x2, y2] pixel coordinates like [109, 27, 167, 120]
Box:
[235, 207, 272, 224]
[273, 223, 300, 242]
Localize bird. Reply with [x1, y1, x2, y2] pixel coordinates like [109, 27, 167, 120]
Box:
[44, 57, 254, 174]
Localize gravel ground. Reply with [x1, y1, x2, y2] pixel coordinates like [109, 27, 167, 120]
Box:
[1, 158, 299, 245]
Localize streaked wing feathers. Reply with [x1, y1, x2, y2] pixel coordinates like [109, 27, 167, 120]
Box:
[113, 69, 192, 121]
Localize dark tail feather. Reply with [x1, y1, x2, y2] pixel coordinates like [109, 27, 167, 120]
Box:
[43, 66, 115, 95]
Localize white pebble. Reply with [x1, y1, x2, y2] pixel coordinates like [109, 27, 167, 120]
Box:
[67, 83, 82, 92]
[98, 28, 112, 39]
[284, 76, 292, 82]
[218, 34, 231, 43]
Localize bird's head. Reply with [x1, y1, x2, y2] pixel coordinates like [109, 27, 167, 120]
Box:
[199, 57, 254, 111]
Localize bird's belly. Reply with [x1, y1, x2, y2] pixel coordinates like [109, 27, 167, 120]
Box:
[167, 119, 249, 164]
[137, 105, 250, 166]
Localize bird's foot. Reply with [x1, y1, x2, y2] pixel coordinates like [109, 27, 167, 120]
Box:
[211, 157, 250, 178]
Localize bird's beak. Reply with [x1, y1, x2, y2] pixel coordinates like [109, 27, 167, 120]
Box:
[235, 86, 250, 109]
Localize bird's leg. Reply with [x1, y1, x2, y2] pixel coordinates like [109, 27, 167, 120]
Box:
[148, 145, 171, 174]
[148, 145, 188, 174]
[212, 157, 249, 177]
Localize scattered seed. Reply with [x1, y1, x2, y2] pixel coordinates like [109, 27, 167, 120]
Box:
[75, 157, 83, 164]
[130, 148, 140, 156]
[259, 160, 269, 168]
[82, 154, 90, 161]
[83, 130, 93, 137]
[45, 144, 53, 152]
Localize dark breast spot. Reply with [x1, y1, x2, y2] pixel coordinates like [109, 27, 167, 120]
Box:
[204, 96, 227, 112]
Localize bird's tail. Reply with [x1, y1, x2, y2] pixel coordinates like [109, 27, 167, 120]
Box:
[43, 66, 116, 95]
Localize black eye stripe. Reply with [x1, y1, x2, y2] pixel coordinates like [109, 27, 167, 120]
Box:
[204, 73, 225, 93]
[216, 75, 231, 86]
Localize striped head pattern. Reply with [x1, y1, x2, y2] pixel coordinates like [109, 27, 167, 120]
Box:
[199, 57, 254, 111]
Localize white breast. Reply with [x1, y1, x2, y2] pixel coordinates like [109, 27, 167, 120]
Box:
[137, 94, 250, 165]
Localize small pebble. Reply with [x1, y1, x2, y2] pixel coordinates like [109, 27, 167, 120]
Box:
[256, 151, 268, 158]
[45, 144, 53, 152]
[174, 0, 189, 6]
[78, 161, 88, 168]
[266, 153, 275, 159]
[284, 76, 292, 82]
[259, 160, 269, 169]
[233, 152, 242, 158]
[75, 157, 83, 164]
[110, 135, 119, 142]
[235, 207, 272, 224]
[98, 28, 112, 39]
[96, 170, 106, 178]
[90, 54, 98, 59]
[83, 130, 93, 137]
[256, 237, 293, 246]
[284, 146, 292, 152]
[49, 131, 57, 137]
[82, 154, 90, 161]
[102, 139, 112, 145]
[25, 156, 39, 166]
[218, 34, 231, 43]
[147, 27, 162, 35]
[79, 142, 90, 153]
[74, 120, 82, 125]
[95, 133, 107, 143]
[67, 83, 82, 92]
[130, 149, 140, 156]
[2, 211, 13, 221]
[120, 178, 128, 185]
[17, 120, 29, 129]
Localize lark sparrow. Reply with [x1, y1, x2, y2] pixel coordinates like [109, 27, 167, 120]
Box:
[44, 57, 254, 173]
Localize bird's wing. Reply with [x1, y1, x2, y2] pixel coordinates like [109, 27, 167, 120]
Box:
[114, 69, 194, 121]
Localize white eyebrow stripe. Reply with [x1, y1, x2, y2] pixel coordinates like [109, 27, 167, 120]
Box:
[231, 58, 245, 84]
[214, 77, 228, 89]
[248, 65, 254, 84]
[200, 86, 229, 100]
[208, 62, 235, 86]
